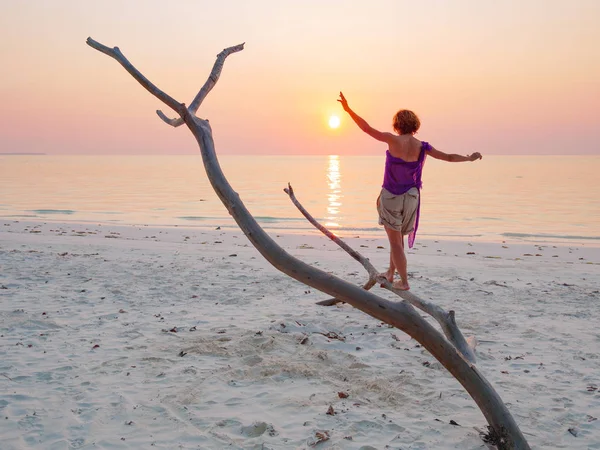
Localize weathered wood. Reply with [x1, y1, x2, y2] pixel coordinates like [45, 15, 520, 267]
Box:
[86, 38, 184, 116]
[316, 278, 376, 306]
[156, 43, 245, 127]
[86, 37, 530, 450]
[315, 297, 344, 306]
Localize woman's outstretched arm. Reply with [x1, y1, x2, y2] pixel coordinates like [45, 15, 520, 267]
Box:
[428, 146, 482, 162]
[338, 92, 395, 143]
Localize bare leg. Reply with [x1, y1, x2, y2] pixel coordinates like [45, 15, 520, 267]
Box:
[385, 226, 409, 290]
[384, 252, 395, 283]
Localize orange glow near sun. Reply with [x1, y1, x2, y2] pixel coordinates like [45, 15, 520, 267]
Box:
[328, 115, 340, 129]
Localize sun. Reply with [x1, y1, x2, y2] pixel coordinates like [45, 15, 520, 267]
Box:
[328, 115, 341, 129]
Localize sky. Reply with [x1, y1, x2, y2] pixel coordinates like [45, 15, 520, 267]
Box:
[0, 0, 599, 155]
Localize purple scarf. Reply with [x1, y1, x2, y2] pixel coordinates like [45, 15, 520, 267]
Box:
[382, 141, 431, 247]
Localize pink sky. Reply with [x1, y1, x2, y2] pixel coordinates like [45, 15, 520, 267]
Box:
[1, 1, 599, 155]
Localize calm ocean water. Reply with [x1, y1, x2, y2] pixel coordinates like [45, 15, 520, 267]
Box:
[1, 155, 599, 245]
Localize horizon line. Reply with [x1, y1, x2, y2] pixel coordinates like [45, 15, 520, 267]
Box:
[2, 152, 599, 157]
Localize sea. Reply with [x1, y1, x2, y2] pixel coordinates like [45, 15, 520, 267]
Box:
[1, 155, 599, 246]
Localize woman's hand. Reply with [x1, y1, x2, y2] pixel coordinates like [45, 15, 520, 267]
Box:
[337, 92, 350, 112]
[468, 152, 483, 161]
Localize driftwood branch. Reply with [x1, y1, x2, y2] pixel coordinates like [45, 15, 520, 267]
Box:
[156, 43, 245, 127]
[86, 37, 185, 117]
[87, 37, 530, 450]
[284, 183, 477, 364]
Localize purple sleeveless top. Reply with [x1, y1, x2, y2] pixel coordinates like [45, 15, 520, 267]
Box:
[382, 141, 432, 247]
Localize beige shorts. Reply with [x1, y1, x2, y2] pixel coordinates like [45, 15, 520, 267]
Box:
[377, 187, 419, 235]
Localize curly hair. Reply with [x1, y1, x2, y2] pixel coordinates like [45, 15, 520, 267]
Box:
[392, 109, 420, 135]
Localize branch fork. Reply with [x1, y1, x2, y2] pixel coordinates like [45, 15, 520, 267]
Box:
[156, 43, 245, 127]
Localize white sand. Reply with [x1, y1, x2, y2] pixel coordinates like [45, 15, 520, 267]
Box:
[1, 220, 599, 449]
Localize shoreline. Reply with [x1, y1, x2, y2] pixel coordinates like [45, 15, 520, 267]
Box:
[3, 217, 600, 250]
[1, 219, 599, 449]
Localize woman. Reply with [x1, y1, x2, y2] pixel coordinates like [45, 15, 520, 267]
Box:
[338, 92, 482, 290]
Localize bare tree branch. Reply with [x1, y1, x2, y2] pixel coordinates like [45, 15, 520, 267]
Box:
[156, 43, 245, 127]
[156, 109, 184, 127]
[285, 184, 378, 276]
[284, 183, 477, 364]
[86, 37, 185, 117]
[87, 38, 530, 450]
[316, 278, 376, 306]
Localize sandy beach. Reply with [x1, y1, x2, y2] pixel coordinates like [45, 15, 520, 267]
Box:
[1, 220, 599, 449]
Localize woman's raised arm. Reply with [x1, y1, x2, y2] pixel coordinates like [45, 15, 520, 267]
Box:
[338, 92, 395, 143]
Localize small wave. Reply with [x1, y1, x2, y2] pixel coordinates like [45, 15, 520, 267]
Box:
[1, 214, 39, 218]
[419, 232, 484, 238]
[502, 232, 600, 241]
[264, 225, 385, 237]
[333, 226, 381, 232]
[464, 217, 502, 222]
[254, 216, 307, 223]
[178, 216, 209, 221]
[30, 209, 75, 215]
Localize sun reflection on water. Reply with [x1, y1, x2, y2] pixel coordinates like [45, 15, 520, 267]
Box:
[325, 155, 342, 227]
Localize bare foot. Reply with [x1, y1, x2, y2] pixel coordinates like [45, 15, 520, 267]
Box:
[378, 271, 395, 287]
[383, 269, 394, 283]
[386, 272, 394, 283]
[392, 280, 410, 291]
